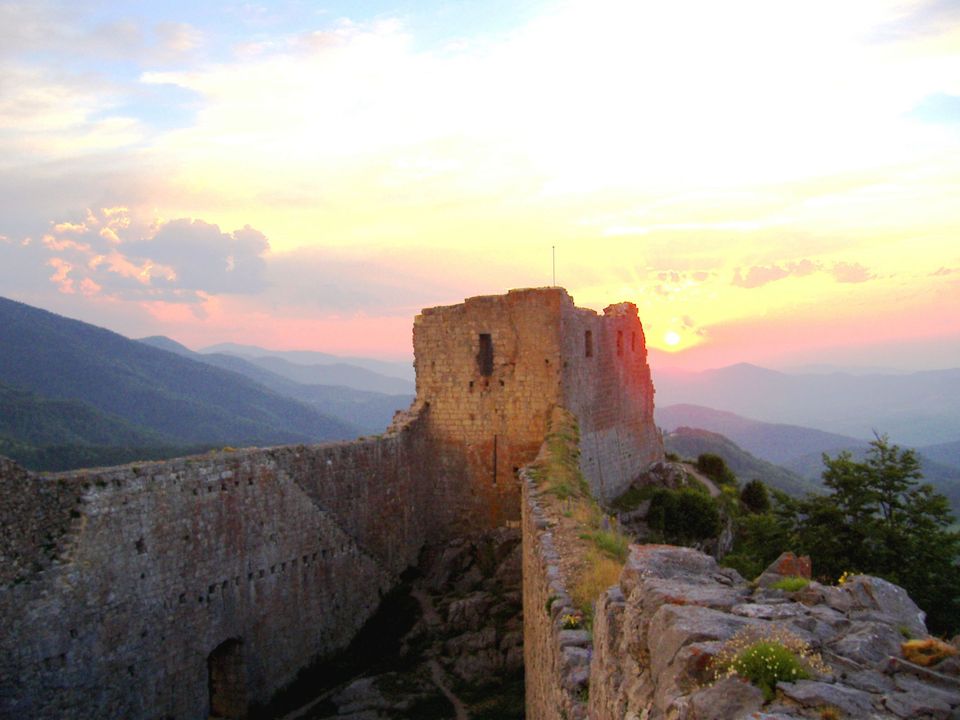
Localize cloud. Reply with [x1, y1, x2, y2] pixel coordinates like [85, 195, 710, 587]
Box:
[871, 0, 960, 42]
[732, 259, 820, 289]
[2, 209, 272, 303]
[830, 261, 875, 284]
[931, 266, 956, 276]
[733, 258, 877, 288]
[650, 268, 714, 297]
[3, 207, 461, 316]
[125, 219, 269, 294]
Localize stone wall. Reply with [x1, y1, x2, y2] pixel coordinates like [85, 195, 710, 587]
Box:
[560, 301, 662, 503]
[520, 468, 590, 720]
[0, 413, 432, 719]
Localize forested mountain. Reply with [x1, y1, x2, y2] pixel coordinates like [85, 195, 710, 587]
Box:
[139, 336, 413, 433]
[0, 296, 359, 450]
[663, 426, 819, 497]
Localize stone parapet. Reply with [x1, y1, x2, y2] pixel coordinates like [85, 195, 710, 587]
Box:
[521, 470, 590, 720]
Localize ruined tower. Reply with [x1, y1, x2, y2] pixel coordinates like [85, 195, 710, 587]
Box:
[413, 287, 662, 531]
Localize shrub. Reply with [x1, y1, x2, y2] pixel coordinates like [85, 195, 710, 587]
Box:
[647, 486, 722, 544]
[731, 640, 809, 700]
[610, 485, 651, 512]
[697, 453, 737, 485]
[741, 480, 771, 513]
[770, 576, 810, 592]
[714, 626, 829, 702]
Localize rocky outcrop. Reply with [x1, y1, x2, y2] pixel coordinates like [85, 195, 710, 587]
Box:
[589, 545, 960, 719]
[265, 528, 526, 719]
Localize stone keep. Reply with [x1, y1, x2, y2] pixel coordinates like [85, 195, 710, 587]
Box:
[414, 287, 662, 530]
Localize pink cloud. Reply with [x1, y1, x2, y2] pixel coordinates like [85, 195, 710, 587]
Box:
[831, 261, 874, 283]
[732, 264, 789, 288]
[47, 257, 75, 294]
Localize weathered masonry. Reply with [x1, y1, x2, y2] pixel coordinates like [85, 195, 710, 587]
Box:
[0, 287, 663, 719]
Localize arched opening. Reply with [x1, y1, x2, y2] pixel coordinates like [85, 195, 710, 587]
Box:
[208, 637, 247, 719]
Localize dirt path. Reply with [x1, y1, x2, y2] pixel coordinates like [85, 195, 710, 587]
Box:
[683, 464, 721, 497]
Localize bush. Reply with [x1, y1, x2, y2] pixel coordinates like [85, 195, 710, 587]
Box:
[731, 640, 809, 700]
[714, 627, 828, 702]
[697, 453, 737, 485]
[647, 486, 722, 544]
[741, 480, 771, 513]
[770, 576, 809, 592]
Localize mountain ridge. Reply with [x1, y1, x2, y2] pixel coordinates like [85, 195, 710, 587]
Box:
[0, 296, 360, 448]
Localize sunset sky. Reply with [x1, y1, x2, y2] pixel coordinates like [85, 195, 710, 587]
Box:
[1, 0, 959, 370]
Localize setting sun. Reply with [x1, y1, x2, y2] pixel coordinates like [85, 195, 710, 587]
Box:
[664, 331, 682, 347]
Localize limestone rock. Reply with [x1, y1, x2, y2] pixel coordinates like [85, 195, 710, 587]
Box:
[777, 679, 877, 716]
[687, 676, 765, 720]
[842, 575, 928, 638]
[756, 551, 812, 588]
[828, 620, 906, 667]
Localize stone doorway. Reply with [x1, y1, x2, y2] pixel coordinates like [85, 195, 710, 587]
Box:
[208, 637, 247, 719]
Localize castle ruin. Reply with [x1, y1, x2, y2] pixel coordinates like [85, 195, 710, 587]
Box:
[0, 287, 663, 718]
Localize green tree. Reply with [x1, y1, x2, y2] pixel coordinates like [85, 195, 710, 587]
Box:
[730, 435, 960, 635]
[647, 486, 722, 545]
[740, 479, 771, 514]
[697, 453, 737, 485]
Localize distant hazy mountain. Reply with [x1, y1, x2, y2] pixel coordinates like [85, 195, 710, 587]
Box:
[918, 440, 960, 470]
[0, 296, 360, 449]
[201, 342, 415, 383]
[140, 336, 413, 433]
[663, 427, 819, 497]
[658, 403, 960, 516]
[657, 404, 870, 465]
[235, 355, 415, 395]
[653, 362, 960, 445]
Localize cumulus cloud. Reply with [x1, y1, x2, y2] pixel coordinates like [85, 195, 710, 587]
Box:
[2, 208, 272, 304]
[125, 219, 269, 294]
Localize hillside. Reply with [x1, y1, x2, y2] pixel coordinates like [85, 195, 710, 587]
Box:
[919, 439, 960, 469]
[659, 406, 960, 516]
[229, 355, 415, 395]
[0, 381, 165, 446]
[653, 363, 960, 445]
[656, 403, 870, 465]
[0, 296, 360, 448]
[663, 426, 819, 497]
[139, 337, 413, 433]
[202, 342, 416, 385]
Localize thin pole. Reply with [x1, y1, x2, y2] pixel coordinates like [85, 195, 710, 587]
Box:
[552, 246, 556, 286]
